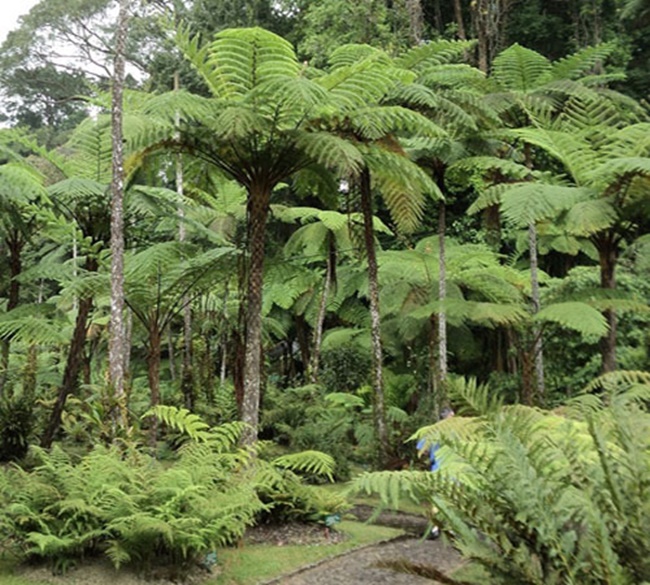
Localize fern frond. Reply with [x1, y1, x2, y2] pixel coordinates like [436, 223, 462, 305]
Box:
[581, 370, 650, 396]
[143, 405, 211, 442]
[551, 44, 616, 81]
[316, 57, 399, 111]
[534, 302, 608, 337]
[349, 470, 430, 510]
[563, 197, 617, 236]
[396, 39, 476, 70]
[491, 44, 552, 92]
[351, 106, 446, 140]
[295, 132, 364, 176]
[272, 451, 336, 481]
[105, 540, 131, 569]
[363, 146, 441, 233]
[206, 27, 300, 99]
[327, 44, 391, 69]
[500, 183, 585, 227]
[447, 377, 502, 417]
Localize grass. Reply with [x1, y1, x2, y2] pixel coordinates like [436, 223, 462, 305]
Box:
[210, 520, 404, 585]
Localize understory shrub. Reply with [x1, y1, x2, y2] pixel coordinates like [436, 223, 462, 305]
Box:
[0, 407, 343, 575]
[255, 449, 349, 525]
[320, 343, 371, 393]
[262, 384, 373, 479]
[0, 394, 33, 461]
[351, 373, 650, 585]
[0, 432, 261, 573]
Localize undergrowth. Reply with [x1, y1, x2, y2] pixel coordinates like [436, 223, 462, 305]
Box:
[351, 373, 650, 585]
[0, 406, 345, 577]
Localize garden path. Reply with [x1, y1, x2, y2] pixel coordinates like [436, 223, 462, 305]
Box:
[263, 506, 463, 585]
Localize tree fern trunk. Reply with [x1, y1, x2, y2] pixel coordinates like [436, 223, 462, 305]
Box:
[406, 0, 424, 44]
[175, 70, 194, 411]
[241, 181, 271, 445]
[428, 313, 439, 416]
[295, 314, 311, 377]
[599, 239, 617, 373]
[528, 222, 545, 401]
[309, 233, 335, 384]
[108, 0, 130, 431]
[432, 0, 443, 34]
[360, 168, 389, 466]
[41, 291, 95, 448]
[472, 0, 490, 73]
[147, 323, 162, 451]
[453, 0, 467, 39]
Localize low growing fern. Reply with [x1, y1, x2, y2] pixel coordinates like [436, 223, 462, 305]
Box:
[0, 406, 347, 575]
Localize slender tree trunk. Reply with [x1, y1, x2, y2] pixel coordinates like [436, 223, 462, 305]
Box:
[309, 235, 335, 384]
[108, 0, 131, 431]
[472, 0, 490, 73]
[181, 301, 194, 409]
[427, 313, 439, 418]
[453, 0, 467, 39]
[359, 168, 390, 466]
[241, 182, 271, 445]
[147, 324, 162, 450]
[432, 0, 443, 34]
[232, 329, 245, 412]
[175, 70, 194, 410]
[219, 284, 229, 390]
[520, 341, 534, 405]
[0, 233, 23, 397]
[202, 336, 214, 404]
[437, 200, 448, 387]
[220, 337, 227, 386]
[598, 239, 617, 373]
[406, 0, 424, 44]
[41, 294, 95, 448]
[168, 325, 176, 381]
[528, 222, 545, 402]
[484, 205, 501, 250]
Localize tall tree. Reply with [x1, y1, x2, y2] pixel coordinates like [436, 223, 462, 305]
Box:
[108, 0, 131, 429]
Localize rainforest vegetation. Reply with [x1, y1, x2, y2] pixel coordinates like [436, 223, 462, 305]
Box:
[0, 0, 649, 583]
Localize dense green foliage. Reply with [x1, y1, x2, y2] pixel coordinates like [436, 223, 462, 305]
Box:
[352, 373, 650, 584]
[0, 407, 342, 574]
[0, 0, 649, 580]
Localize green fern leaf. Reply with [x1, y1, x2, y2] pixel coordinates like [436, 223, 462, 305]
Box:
[534, 302, 608, 337]
[272, 451, 336, 481]
[143, 405, 211, 442]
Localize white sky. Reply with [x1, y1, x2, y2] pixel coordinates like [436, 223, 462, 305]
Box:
[0, 0, 41, 44]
